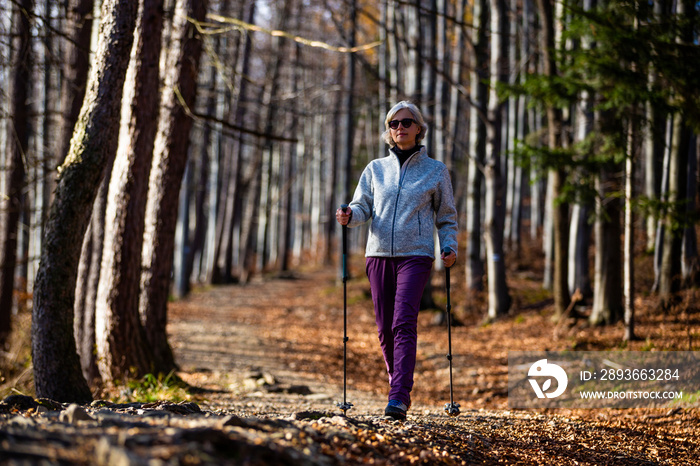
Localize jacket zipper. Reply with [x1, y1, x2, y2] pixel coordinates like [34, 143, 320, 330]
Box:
[390, 151, 417, 255]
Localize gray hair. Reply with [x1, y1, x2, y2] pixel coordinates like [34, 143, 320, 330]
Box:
[381, 101, 428, 148]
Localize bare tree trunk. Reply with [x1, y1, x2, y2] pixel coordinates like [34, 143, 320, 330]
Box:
[257, 145, 273, 271]
[406, 0, 421, 101]
[212, 1, 253, 284]
[74, 178, 109, 384]
[198, 0, 230, 282]
[95, 0, 163, 382]
[241, 0, 290, 282]
[325, 95, 340, 265]
[568, 204, 592, 298]
[174, 157, 193, 296]
[503, 0, 518, 251]
[624, 10, 641, 340]
[27, 0, 58, 299]
[386, 0, 400, 102]
[70, 0, 101, 383]
[32, 0, 138, 402]
[448, 0, 468, 168]
[432, 0, 446, 164]
[658, 115, 690, 302]
[624, 108, 638, 341]
[658, 0, 694, 306]
[74, 222, 98, 383]
[591, 173, 623, 325]
[536, 0, 569, 317]
[652, 119, 672, 293]
[682, 136, 700, 286]
[644, 0, 668, 252]
[378, 0, 389, 159]
[0, 0, 32, 346]
[529, 109, 544, 241]
[542, 173, 554, 290]
[199, 0, 233, 283]
[56, 0, 94, 167]
[240, 154, 262, 284]
[466, 0, 488, 292]
[140, 0, 208, 371]
[186, 102, 215, 284]
[568, 0, 594, 300]
[484, 0, 511, 320]
[590, 110, 623, 326]
[343, 0, 357, 203]
[282, 10, 303, 271]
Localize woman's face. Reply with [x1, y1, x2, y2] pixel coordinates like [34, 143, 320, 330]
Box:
[389, 108, 420, 150]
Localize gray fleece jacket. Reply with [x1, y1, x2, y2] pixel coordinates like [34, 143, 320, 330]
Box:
[347, 146, 458, 259]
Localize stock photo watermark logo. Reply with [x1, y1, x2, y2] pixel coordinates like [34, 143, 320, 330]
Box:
[509, 351, 700, 409]
[527, 359, 568, 399]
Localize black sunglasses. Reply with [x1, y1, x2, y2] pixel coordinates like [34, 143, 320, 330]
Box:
[388, 118, 416, 130]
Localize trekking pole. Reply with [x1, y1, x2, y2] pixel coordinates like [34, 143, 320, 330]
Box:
[443, 248, 461, 417]
[337, 204, 353, 415]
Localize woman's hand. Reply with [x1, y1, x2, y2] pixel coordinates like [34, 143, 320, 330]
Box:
[336, 206, 352, 226]
[441, 249, 456, 268]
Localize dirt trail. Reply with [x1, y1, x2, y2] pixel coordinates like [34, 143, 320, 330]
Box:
[2, 267, 700, 464]
[164, 267, 700, 465]
[168, 267, 387, 416]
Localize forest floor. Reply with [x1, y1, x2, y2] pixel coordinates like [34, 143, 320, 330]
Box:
[2, 250, 700, 464]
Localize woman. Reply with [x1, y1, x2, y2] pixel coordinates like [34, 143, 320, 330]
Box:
[335, 101, 458, 420]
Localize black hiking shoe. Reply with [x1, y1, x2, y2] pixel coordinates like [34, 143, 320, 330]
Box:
[384, 400, 408, 421]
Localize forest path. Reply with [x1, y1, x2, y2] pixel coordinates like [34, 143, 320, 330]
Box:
[2, 266, 699, 464]
[164, 266, 700, 465]
[168, 266, 388, 417]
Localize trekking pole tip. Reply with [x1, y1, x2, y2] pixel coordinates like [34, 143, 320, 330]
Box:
[444, 402, 461, 417]
[337, 401, 354, 414]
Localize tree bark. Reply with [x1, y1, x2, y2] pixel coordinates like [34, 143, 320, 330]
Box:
[386, 0, 400, 101]
[682, 137, 700, 287]
[652, 120, 672, 293]
[0, 0, 33, 346]
[568, 204, 592, 298]
[406, 0, 422, 101]
[658, 0, 694, 305]
[466, 0, 488, 293]
[484, 0, 511, 320]
[448, 0, 468, 169]
[590, 166, 623, 325]
[568, 0, 594, 300]
[282, 10, 303, 271]
[56, 0, 94, 166]
[658, 115, 690, 302]
[95, 0, 164, 382]
[644, 0, 668, 252]
[240, 0, 290, 282]
[536, 0, 569, 317]
[140, 0, 208, 370]
[624, 108, 638, 340]
[590, 109, 623, 326]
[74, 178, 109, 385]
[32, 0, 139, 402]
[343, 0, 357, 202]
[211, 1, 253, 284]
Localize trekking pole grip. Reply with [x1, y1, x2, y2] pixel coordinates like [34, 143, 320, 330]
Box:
[341, 204, 349, 279]
[442, 247, 452, 289]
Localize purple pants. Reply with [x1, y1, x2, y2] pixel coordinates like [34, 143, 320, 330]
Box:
[366, 256, 434, 406]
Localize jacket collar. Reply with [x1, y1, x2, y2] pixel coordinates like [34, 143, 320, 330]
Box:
[389, 145, 426, 164]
